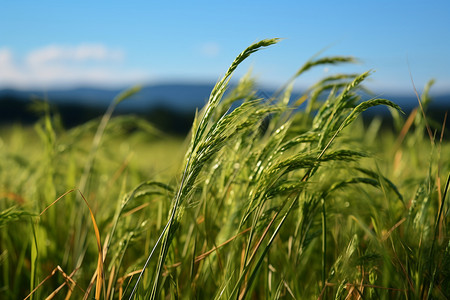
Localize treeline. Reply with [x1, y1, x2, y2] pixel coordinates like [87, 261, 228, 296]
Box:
[1, 95, 448, 136]
[0, 96, 194, 135]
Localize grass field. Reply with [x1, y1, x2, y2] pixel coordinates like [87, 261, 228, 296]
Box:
[1, 39, 449, 299]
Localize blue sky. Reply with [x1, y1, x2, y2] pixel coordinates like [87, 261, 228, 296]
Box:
[1, 0, 449, 94]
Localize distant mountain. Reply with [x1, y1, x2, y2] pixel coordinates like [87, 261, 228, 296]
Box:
[0, 83, 220, 134]
[1, 83, 448, 112]
[0, 83, 217, 112]
[1, 82, 449, 133]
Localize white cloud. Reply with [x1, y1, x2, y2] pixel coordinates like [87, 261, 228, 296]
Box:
[26, 44, 124, 67]
[0, 48, 25, 85]
[199, 42, 220, 58]
[0, 44, 150, 89]
[0, 48, 12, 65]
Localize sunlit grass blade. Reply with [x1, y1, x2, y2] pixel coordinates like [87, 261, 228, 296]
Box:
[78, 190, 104, 300]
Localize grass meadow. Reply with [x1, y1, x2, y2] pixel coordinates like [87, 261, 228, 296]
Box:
[1, 39, 449, 299]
